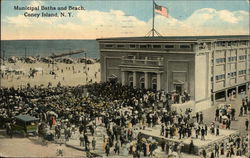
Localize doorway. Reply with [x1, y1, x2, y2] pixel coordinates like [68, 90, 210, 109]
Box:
[175, 84, 182, 94]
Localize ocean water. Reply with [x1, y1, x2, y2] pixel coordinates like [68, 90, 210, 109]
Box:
[0, 40, 100, 59]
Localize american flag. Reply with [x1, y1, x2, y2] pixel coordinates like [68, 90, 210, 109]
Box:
[155, 3, 168, 18]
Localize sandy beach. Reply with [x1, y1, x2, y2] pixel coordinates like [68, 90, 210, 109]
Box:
[1, 61, 100, 88]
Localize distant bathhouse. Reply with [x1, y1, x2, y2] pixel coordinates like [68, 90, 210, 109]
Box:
[97, 35, 250, 110]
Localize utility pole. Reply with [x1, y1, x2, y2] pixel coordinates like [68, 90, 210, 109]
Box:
[69, 48, 72, 57]
[2, 50, 5, 65]
[152, 0, 155, 37]
[25, 48, 27, 58]
[0, 50, 3, 88]
[85, 52, 87, 84]
[145, 0, 162, 37]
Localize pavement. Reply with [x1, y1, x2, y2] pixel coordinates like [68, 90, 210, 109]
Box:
[1, 94, 249, 158]
[64, 95, 250, 158]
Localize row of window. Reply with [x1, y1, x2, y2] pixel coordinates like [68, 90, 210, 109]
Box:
[215, 69, 250, 80]
[216, 41, 249, 47]
[103, 44, 192, 49]
[227, 72, 237, 78]
[215, 55, 249, 64]
[239, 55, 247, 60]
[216, 74, 225, 80]
[228, 56, 237, 62]
[238, 70, 247, 75]
[216, 58, 226, 64]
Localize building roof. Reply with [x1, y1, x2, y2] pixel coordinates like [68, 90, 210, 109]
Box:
[97, 35, 249, 42]
[15, 115, 39, 122]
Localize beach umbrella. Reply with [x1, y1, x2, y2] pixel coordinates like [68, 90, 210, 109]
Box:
[48, 111, 58, 117]
[148, 137, 153, 141]
[141, 138, 147, 142]
[222, 115, 228, 120]
[0, 65, 7, 71]
[170, 152, 179, 158]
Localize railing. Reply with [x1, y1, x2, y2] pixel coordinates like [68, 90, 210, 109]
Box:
[121, 57, 163, 67]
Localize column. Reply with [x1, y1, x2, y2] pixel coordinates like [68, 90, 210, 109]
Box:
[144, 57, 148, 65]
[225, 50, 228, 87]
[133, 71, 137, 88]
[212, 51, 216, 93]
[236, 86, 238, 98]
[157, 72, 161, 91]
[246, 83, 249, 97]
[121, 71, 125, 85]
[213, 93, 216, 105]
[225, 89, 228, 101]
[144, 72, 148, 89]
[133, 56, 136, 64]
[236, 49, 238, 83]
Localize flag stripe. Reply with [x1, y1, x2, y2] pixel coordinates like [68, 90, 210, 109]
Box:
[154, 3, 168, 17]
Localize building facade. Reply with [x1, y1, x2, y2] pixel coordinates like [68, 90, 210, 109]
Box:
[98, 35, 250, 110]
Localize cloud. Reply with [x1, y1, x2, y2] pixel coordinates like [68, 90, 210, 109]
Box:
[26, 0, 44, 13]
[5, 15, 32, 27]
[153, 8, 249, 36]
[29, 0, 43, 6]
[2, 8, 249, 40]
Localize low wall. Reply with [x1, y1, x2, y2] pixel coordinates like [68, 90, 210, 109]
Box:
[139, 130, 240, 155]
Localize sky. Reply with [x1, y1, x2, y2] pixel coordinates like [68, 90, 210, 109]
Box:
[1, 0, 249, 40]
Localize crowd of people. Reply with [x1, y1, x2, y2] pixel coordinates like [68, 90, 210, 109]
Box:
[0, 80, 249, 158]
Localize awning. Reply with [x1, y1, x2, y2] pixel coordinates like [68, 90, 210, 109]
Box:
[15, 115, 39, 122]
[173, 80, 185, 84]
[108, 74, 118, 79]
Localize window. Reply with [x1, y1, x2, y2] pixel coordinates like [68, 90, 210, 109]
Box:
[130, 44, 136, 48]
[239, 70, 242, 75]
[216, 74, 225, 80]
[240, 41, 247, 45]
[147, 44, 152, 48]
[180, 45, 191, 49]
[228, 56, 236, 62]
[139, 45, 147, 49]
[228, 72, 237, 78]
[117, 44, 125, 48]
[153, 45, 161, 49]
[165, 45, 174, 48]
[216, 58, 226, 64]
[239, 55, 247, 60]
[239, 70, 247, 75]
[105, 44, 113, 48]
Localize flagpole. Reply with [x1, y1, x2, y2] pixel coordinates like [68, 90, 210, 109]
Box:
[152, 0, 155, 37]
